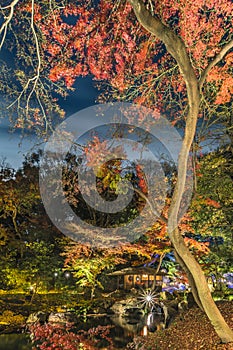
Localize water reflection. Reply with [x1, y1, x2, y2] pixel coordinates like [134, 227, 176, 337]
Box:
[0, 334, 32, 350]
[75, 311, 165, 348]
[0, 310, 165, 350]
[146, 311, 165, 332]
[110, 305, 165, 341]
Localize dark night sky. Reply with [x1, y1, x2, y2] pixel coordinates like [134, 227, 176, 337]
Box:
[0, 76, 99, 169]
[0, 46, 230, 170]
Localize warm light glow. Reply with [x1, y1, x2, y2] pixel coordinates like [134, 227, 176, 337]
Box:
[137, 289, 159, 309]
[147, 313, 153, 326]
[65, 272, 70, 279]
[142, 326, 148, 336]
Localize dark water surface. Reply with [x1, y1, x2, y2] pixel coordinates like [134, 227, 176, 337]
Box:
[0, 334, 32, 350]
[0, 313, 163, 349]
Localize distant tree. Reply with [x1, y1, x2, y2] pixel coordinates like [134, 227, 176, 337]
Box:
[0, 154, 64, 291]
[191, 147, 233, 289]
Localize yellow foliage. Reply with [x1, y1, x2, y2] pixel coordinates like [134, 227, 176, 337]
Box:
[0, 310, 25, 325]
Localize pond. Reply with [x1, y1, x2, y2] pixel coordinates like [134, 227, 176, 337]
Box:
[0, 334, 32, 350]
[0, 312, 164, 349]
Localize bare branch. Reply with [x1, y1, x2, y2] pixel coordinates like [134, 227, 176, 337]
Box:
[26, 0, 42, 108]
[6, 0, 42, 119]
[134, 187, 168, 224]
[199, 39, 233, 90]
[0, 0, 20, 50]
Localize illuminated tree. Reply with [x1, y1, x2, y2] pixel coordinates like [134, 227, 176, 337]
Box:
[0, 155, 64, 291]
[0, 0, 233, 342]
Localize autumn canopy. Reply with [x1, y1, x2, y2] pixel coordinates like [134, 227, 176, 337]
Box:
[0, 0, 233, 345]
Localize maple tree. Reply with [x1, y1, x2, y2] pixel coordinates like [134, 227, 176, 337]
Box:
[0, 0, 233, 343]
[1, 0, 232, 130]
[62, 143, 149, 229]
[29, 322, 114, 350]
[61, 239, 125, 299]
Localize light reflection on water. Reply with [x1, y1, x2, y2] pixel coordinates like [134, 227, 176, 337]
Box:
[0, 313, 164, 350]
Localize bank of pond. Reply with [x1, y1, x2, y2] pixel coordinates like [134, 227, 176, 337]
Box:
[0, 312, 165, 349]
[0, 291, 186, 349]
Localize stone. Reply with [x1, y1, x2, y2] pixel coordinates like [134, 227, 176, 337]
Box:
[48, 312, 78, 324]
[26, 312, 48, 324]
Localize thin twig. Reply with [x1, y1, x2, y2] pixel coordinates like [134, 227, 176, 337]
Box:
[7, 0, 42, 118]
[199, 39, 233, 90]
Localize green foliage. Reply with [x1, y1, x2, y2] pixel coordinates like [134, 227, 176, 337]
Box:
[192, 148, 232, 237]
[0, 268, 31, 291]
[191, 147, 233, 280]
[0, 154, 65, 292]
[72, 255, 116, 298]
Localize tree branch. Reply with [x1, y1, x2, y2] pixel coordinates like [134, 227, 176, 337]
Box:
[199, 39, 233, 90]
[134, 187, 167, 224]
[27, 0, 42, 107]
[6, 0, 42, 119]
[129, 0, 200, 112]
[0, 0, 20, 50]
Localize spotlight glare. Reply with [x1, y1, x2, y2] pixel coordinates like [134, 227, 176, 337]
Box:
[137, 289, 159, 309]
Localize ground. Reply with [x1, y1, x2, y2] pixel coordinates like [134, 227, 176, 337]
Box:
[127, 301, 233, 350]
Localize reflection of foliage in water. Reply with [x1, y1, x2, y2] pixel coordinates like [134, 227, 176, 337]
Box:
[0, 334, 31, 350]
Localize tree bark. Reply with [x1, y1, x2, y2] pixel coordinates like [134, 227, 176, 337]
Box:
[174, 250, 203, 310]
[129, 0, 233, 343]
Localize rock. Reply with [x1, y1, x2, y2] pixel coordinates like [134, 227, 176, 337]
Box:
[167, 299, 179, 311]
[48, 312, 78, 324]
[111, 297, 138, 315]
[26, 312, 48, 324]
[111, 301, 128, 315]
[123, 307, 144, 319]
[111, 298, 145, 329]
[111, 314, 146, 334]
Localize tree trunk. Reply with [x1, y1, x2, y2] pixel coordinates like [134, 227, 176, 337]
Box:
[129, 0, 233, 343]
[174, 251, 203, 310]
[169, 227, 233, 343]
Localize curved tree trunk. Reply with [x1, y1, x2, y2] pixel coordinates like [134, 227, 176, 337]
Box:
[174, 251, 203, 311]
[129, 0, 233, 343]
[171, 227, 233, 342]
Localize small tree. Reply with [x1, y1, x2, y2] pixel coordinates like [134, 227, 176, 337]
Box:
[72, 256, 115, 299]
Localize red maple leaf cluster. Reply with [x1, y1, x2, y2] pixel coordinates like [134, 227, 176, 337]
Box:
[20, 0, 231, 112]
